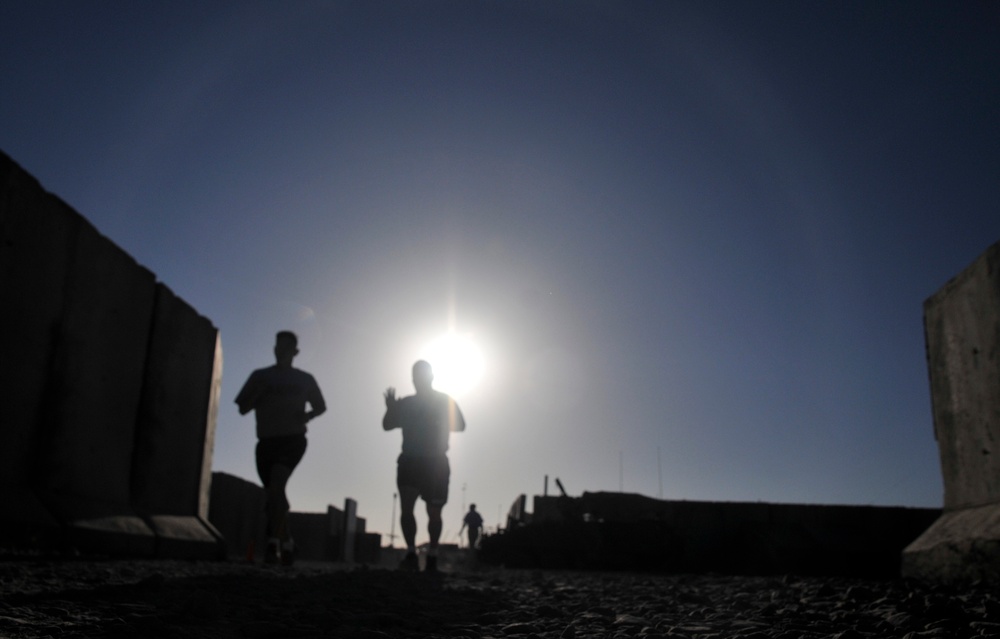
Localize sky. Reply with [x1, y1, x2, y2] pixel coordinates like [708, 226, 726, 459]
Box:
[3, 1, 999, 546]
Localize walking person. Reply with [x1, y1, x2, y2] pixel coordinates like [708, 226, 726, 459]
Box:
[236, 331, 326, 565]
[383, 360, 466, 572]
[459, 503, 484, 550]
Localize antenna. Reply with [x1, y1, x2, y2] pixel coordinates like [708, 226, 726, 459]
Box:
[658, 446, 663, 500]
[619, 450, 623, 492]
[389, 492, 398, 548]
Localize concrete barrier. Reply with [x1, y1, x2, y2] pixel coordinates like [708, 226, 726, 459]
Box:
[208, 471, 381, 564]
[208, 472, 266, 560]
[903, 241, 1000, 581]
[132, 285, 224, 557]
[485, 492, 938, 576]
[0, 149, 221, 557]
[33, 212, 158, 554]
[0, 159, 76, 544]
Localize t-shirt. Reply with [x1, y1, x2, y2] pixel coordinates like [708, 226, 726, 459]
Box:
[235, 365, 325, 439]
[464, 510, 484, 529]
[383, 390, 465, 456]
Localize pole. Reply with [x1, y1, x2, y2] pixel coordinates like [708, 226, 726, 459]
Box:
[619, 451, 623, 492]
[389, 492, 397, 548]
[657, 446, 663, 500]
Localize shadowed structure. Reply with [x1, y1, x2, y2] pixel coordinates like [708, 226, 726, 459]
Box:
[0, 150, 222, 557]
[904, 240, 1000, 581]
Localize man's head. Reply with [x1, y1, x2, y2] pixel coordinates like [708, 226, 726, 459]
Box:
[469, 503, 477, 512]
[274, 331, 299, 366]
[412, 359, 434, 393]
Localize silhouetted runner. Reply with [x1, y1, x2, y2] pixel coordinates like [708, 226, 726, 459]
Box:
[383, 360, 466, 572]
[459, 503, 484, 550]
[236, 331, 326, 566]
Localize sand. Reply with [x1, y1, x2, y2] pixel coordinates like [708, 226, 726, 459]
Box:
[0, 555, 997, 638]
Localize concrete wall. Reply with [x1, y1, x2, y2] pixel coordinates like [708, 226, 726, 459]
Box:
[903, 240, 1000, 581]
[0, 150, 222, 557]
[208, 471, 381, 564]
[207, 472, 266, 560]
[486, 492, 938, 577]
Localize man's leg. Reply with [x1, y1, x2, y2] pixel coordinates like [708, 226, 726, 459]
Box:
[426, 502, 443, 550]
[423, 502, 444, 572]
[266, 464, 294, 542]
[399, 486, 419, 552]
[398, 486, 420, 570]
[422, 455, 449, 572]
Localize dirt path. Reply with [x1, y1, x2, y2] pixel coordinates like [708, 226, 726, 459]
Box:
[0, 558, 996, 638]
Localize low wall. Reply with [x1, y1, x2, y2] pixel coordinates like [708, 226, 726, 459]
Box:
[0, 150, 222, 557]
[483, 492, 939, 577]
[208, 471, 381, 564]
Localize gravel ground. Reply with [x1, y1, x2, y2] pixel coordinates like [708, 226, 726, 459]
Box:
[0, 556, 997, 638]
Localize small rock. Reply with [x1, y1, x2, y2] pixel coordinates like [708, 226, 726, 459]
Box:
[614, 614, 649, 626]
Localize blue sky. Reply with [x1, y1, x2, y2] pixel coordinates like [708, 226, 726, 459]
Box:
[3, 1, 998, 544]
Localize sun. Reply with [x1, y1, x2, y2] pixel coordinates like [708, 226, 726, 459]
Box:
[419, 332, 485, 398]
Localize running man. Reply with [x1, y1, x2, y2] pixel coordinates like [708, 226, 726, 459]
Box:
[236, 331, 326, 566]
[383, 360, 466, 572]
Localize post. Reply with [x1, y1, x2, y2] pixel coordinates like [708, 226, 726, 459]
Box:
[389, 492, 397, 548]
[658, 446, 663, 500]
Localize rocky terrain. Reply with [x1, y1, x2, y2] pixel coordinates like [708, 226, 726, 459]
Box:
[0, 556, 997, 638]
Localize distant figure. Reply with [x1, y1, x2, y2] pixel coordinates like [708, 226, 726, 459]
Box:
[235, 331, 326, 566]
[459, 503, 484, 550]
[383, 360, 466, 572]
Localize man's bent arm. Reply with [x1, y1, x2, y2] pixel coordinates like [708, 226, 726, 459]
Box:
[234, 373, 259, 415]
[307, 382, 327, 421]
[448, 399, 466, 432]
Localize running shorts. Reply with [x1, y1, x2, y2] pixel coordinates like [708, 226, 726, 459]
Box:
[256, 434, 308, 486]
[396, 454, 450, 506]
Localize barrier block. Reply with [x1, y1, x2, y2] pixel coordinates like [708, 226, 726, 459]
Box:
[923, 241, 1000, 509]
[0, 155, 75, 540]
[68, 515, 156, 557]
[208, 472, 266, 560]
[132, 284, 221, 518]
[1, 150, 225, 558]
[904, 241, 1000, 581]
[147, 515, 225, 560]
[903, 504, 1000, 582]
[34, 216, 156, 520]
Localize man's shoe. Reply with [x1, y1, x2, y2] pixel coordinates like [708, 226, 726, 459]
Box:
[424, 555, 438, 573]
[398, 552, 418, 571]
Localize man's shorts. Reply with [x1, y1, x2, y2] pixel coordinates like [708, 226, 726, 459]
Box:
[396, 454, 450, 506]
[256, 434, 307, 486]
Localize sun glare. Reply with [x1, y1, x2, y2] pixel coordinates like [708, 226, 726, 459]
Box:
[419, 333, 485, 398]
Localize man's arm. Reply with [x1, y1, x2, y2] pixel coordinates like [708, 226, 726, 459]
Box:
[447, 397, 466, 432]
[234, 372, 259, 415]
[306, 377, 327, 422]
[382, 387, 399, 430]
